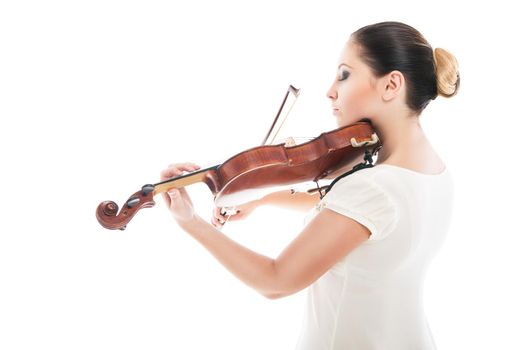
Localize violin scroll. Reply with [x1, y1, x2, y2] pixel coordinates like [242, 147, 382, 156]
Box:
[96, 184, 156, 230]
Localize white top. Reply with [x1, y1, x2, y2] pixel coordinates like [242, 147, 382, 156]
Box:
[294, 163, 454, 350]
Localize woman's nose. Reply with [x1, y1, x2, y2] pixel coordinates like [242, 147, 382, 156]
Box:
[326, 85, 337, 100]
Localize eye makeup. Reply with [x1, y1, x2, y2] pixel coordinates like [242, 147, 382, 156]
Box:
[338, 70, 350, 81]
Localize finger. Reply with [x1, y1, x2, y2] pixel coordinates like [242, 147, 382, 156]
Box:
[211, 215, 224, 228]
[224, 212, 243, 221]
[220, 207, 239, 216]
[162, 194, 170, 208]
[214, 206, 225, 218]
[168, 162, 201, 171]
[216, 214, 225, 224]
[168, 188, 188, 209]
[169, 187, 187, 198]
[212, 209, 223, 227]
[160, 163, 201, 181]
[160, 167, 183, 181]
[167, 188, 180, 201]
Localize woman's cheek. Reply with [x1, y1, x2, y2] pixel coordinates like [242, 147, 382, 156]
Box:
[348, 84, 376, 116]
[341, 89, 362, 117]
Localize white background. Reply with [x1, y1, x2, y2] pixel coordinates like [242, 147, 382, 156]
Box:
[1, 0, 524, 349]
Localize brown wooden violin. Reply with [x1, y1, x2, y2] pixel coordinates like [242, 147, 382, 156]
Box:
[96, 85, 381, 230]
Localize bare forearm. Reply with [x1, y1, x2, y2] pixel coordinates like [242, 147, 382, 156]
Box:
[180, 215, 279, 298]
[260, 189, 319, 212]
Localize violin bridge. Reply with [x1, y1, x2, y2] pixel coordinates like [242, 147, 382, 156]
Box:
[287, 137, 296, 147]
[276, 136, 297, 147]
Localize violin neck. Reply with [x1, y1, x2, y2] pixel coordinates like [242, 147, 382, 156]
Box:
[153, 165, 217, 195]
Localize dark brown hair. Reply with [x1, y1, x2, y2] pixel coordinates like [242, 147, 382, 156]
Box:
[351, 21, 460, 116]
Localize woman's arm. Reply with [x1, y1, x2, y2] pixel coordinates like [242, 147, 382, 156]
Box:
[180, 208, 371, 299]
[259, 189, 320, 212]
[212, 189, 321, 228]
[255, 159, 363, 212]
[163, 162, 370, 300]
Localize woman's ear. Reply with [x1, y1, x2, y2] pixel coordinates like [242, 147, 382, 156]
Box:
[382, 70, 405, 101]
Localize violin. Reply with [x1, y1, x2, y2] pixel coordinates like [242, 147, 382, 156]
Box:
[96, 85, 381, 230]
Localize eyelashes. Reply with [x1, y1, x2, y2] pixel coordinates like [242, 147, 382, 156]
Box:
[337, 71, 350, 81]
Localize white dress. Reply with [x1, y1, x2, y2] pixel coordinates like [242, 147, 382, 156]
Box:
[294, 163, 454, 350]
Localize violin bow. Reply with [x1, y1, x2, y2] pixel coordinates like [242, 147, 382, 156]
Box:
[261, 85, 301, 146]
[218, 85, 301, 224]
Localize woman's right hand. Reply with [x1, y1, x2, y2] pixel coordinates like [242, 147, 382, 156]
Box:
[211, 199, 261, 229]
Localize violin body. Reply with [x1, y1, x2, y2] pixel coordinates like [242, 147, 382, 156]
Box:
[96, 121, 380, 230]
[210, 121, 378, 206]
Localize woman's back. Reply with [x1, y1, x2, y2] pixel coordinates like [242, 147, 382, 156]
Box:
[295, 164, 454, 350]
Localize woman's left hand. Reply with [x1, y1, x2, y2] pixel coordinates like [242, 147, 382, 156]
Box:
[160, 162, 201, 226]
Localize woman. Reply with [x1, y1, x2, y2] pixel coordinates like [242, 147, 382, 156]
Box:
[160, 21, 459, 350]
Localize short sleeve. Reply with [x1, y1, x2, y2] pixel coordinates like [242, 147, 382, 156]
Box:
[320, 174, 399, 241]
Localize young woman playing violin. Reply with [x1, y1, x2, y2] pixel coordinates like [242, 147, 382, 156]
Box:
[160, 21, 459, 350]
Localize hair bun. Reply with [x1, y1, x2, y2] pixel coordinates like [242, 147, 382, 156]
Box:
[434, 47, 460, 98]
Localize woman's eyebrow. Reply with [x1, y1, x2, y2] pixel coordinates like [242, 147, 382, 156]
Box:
[338, 63, 354, 69]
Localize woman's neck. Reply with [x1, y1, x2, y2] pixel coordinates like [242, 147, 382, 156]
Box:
[373, 116, 427, 165]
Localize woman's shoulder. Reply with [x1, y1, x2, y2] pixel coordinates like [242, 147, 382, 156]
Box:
[375, 160, 447, 176]
[376, 149, 447, 175]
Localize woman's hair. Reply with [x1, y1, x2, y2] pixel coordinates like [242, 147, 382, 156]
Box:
[351, 21, 460, 116]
